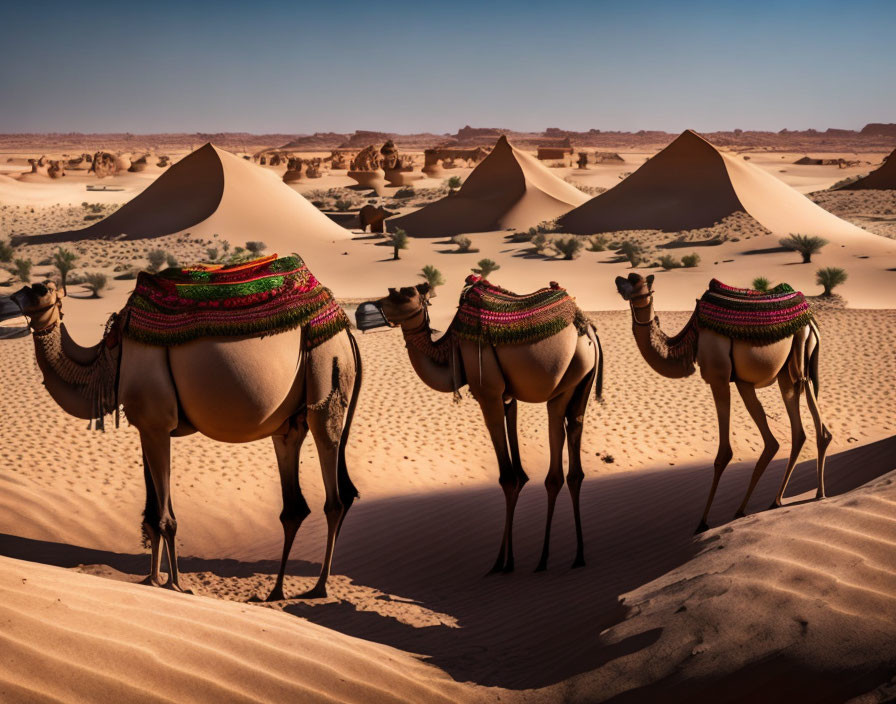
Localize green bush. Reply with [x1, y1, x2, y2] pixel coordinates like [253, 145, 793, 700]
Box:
[83, 272, 108, 298]
[419, 264, 445, 291]
[472, 258, 500, 278]
[446, 176, 463, 190]
[816, 267, 847, 296]
[681, 253, 701, 268]
[752, 276, 770, 292]
[206, 247, 219, 261]
[553, 237, 583, 260]
[780, 234, 828, 263]
[658, 254, 682, 270]
[13, 258, 32, 283]
[334, 199, 353, 212]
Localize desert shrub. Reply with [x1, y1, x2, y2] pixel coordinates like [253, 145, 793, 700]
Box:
[531, 232, 552, 255]
[83, 272, 108, 298]
[780, 234, 828, 263]
[658, 254, 682, 270]
[618, 241, 644, 267]
[206, 247, 219, 261]
[246, 241, 267, 256]
[446, 176, 463, 190]
[52, 247, 78, 294]
[536, 219, 561, 234]
[816, 267, 847, 296]
[394, 187, 415, 199]
[221, 240, 231, 253]
[334, 199, 353, 212]
[389, 229, 409, 260]
[13, 258, 32, 282]
[419, 265, 445, 292]
[587, 235, 608, 252]
[166, 253, 179, 268]
[681, 253, 701, 267]
[147, 249, 167, 273]
[0, 239, 14, 262]
[472, 258, 500, 278]
[752, 276, 770, 292]
[114, 269, 138, 280]
[452, 235, 477, 253]
[553, 236, 583, 260]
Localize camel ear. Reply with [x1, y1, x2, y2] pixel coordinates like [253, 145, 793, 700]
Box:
[646, 274, 655, 288]
[627, 272, 639, 283]
[614, 276, 627, 290]
[416, 282, 431, 297]
[399, 286, 417, 298]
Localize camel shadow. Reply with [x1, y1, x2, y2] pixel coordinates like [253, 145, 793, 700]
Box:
[2, 436, 893, 690]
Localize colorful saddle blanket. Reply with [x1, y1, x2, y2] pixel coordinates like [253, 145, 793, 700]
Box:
[697, 279, 812, 342]
[123, 254, 349, 348]
[452, 275, 588, 345]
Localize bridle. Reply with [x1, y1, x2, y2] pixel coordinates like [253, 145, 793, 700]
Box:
[15, 296, 63, 334]
[628, 289, 655, 327]
[380, 298, 431, 332]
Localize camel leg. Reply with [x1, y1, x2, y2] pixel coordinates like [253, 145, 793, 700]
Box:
[140, 429, 189, 593]
[733, 381, 780, 518]
[536, 391, 573, 572]
[565, 374, 592, 569]
[140, 451, 164, 587]
[266, 417, 311, 602]
[698, 379, 732, 533]
[480, 396, 522, 574]
[804, 378, 832, 500]
[771, 374, 806, 508]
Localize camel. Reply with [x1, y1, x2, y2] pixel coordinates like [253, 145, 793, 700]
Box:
[12, 280, 362, 600]
[614, 273, 831, 532]
[376, 280, 602, 572]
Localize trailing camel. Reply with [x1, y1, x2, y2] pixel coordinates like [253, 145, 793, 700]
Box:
[375, 276, 602, 572]
[12, 256, 361, 600]
[614, 273, 831, 532]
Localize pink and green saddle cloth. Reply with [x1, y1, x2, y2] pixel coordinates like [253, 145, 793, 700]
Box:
[697, 279, 812, 342]
[452, 275, 589, 345]
[123, 254, 349, 348]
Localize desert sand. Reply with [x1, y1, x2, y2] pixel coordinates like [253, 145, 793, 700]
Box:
[2, 129, 896, 702]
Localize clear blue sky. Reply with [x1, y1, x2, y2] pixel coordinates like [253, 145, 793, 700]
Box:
[1, 0, 893, 134]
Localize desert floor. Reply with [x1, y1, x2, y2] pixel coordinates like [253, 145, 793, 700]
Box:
[2, 143, 895, 702]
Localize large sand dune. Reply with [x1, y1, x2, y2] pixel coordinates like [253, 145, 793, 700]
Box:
[17, 144, 350, 253]
[389, 135, 589, 236]
[560, 130, 877, 243]
[842, 147, 896, 190]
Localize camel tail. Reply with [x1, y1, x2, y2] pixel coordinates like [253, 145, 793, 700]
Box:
[337, 329, 362, 507]
[808, 319, 821, 399]
[593, 325, 604, 403]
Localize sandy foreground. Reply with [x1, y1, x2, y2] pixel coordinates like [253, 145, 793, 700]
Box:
[1, 142, 896, 701]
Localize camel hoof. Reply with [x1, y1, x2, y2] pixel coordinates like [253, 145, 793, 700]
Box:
[263, 588, 285, 602]
[694, 521, 709, 534]
[733, 510, 746, 519]
[768, 501, 782, 511]
[296, 586, 328, 600]
[534, 561, 547, 573]
[139, 575, 164, 588]
[164, 582, 193, 595]
[571, 557, 586, 569]
[816, 492, 827, 501]
[502, 562, 515, 574]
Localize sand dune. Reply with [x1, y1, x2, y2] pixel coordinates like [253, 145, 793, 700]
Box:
[17, 144, 350, 253]
[0, 555, 490, 704]
[842, 148, 896, 190]
[560, 130, 877, 243]
[389, 135, 588, 236]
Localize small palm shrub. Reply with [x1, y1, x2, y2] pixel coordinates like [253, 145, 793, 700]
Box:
[52, 247, 78, 294]
[473, 259, 500, 278]
[618, 241, 643, 267]
[419, 265, 445, 292]
[390, 229, 409, 260]
[553, 237, 583, 260]
[816, 267, 847, 296]
[752, 276, 770, 292]
[84, 272, 108, 298]
[780, 234, 828, 263]
[587, 235, 608, 252]
[681, 253, 701, 267]
[13, 258, 32, 283]
[446, 176, 463, 190]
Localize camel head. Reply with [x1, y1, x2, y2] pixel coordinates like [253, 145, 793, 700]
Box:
[376, 283, 432, 326]
[11, 280, 65, 332]
[615, 272, 654, 302]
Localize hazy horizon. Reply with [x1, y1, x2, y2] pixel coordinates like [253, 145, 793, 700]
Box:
[1, 0, 894, 135]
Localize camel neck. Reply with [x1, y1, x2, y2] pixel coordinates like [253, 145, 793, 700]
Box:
[398, 310, 458, 394]
[630, 301, 698, 379]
